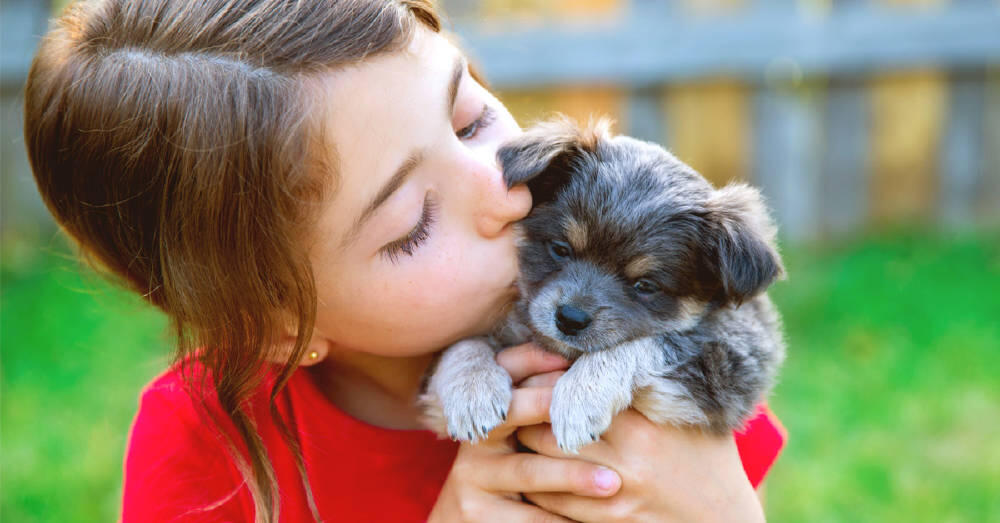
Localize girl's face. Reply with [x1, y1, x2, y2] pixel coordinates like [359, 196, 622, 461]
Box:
[307, 27, 531, 357]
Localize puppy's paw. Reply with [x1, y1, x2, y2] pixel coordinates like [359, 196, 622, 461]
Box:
[438, 363, 513, 443]
[550, 377, 618, 454]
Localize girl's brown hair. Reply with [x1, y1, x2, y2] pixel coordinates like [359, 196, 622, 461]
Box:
[24, 1, 443, 520]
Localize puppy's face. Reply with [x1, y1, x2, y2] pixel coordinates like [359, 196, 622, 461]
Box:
[499, 117, 783, 358]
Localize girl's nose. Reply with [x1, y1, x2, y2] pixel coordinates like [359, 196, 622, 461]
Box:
[476, 164, 532, 237]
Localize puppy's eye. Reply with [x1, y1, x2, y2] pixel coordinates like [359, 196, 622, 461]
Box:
[548, 240, 572, 261]
[633, 279, 659, 295]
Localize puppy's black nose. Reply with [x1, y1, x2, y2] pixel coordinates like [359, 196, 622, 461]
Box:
[555, 304, 591, 336]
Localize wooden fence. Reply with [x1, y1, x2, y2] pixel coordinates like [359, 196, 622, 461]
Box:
[1, 0, 53, 247]
[444, 0, 1000, 239]
[2, 0, 998, 244]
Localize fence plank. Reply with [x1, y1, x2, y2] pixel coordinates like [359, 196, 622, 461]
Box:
[752, 82, 823, 240]
[0, 0, 51, 89]
[940, 71, 987, 226]
[553, 0, 623, 16]
[475, 0, 622, 20]
[677, 0, 748, 14]
[980, 69, 1000, 224]
[478, 0, 549, 20]
[666, 79, 751, 188]
[453, 4, 1000, 88]
[869, 70, 947, 222]
[1, 0, 56, 242]
[498, 86, 626, 130]
[820, 78, 871, 236]
[625, 86, 667, 146]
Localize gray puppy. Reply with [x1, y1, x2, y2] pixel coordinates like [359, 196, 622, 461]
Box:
[419, 116, 785, 453]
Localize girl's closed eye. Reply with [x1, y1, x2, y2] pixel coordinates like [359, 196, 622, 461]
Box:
[456, 104, 497, 141]
[380, 195, 438, 264]
[378, 103, 497, 264]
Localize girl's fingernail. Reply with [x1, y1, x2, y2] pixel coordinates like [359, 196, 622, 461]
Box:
[593, 468, 619, 492]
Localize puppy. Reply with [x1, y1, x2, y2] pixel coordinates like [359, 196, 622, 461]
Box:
[419, 116, 785, 453]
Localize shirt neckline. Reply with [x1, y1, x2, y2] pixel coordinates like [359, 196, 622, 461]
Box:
[289, 365, 456, 453]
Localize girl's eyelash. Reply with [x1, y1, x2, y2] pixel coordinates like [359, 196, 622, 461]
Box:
[380, 103, 495, 264]
[456, 104, 497, 140]
[380, 195, 437, 264]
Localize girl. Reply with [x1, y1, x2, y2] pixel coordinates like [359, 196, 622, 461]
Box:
[24, 0, 785, 521]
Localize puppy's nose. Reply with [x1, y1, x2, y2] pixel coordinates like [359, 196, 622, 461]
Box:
[555, 304, 591, 336]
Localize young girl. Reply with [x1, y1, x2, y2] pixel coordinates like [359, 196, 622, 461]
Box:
[24, 0, 785, 521]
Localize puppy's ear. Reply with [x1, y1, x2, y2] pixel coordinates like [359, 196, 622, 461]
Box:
[705, 183, 785, 305]
[498, 115, 610, 207]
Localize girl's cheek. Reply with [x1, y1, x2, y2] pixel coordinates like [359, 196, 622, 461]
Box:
[418, 243, 485, 304]
[389, 251, 458, 306]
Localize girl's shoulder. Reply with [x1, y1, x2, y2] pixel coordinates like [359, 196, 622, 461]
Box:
[735, 403, 787, 488]
[122, 359, 460, 521]
[121, 360, 256, 521]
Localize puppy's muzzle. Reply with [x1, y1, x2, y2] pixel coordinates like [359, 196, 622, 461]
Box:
[556, 304, 591, 336]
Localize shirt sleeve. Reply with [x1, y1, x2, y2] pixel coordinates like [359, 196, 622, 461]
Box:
[733, 403, 787, 488]
[121, 384, 254, 522]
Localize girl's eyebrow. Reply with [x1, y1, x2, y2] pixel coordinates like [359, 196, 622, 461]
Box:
[444, 55, 467, 120]
[341, 54, 466, 249]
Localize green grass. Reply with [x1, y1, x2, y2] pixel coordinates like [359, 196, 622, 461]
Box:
[2, 229, 999, 521]
[765, 229, 1000, 522]
[1, 242, 170, 521]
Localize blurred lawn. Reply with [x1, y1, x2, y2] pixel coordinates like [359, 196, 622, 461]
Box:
[2, 229, 999, 521]
[765, 229, 1000, 522]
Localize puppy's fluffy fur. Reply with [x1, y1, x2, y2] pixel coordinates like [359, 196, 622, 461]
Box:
[420, 116, 785, 453]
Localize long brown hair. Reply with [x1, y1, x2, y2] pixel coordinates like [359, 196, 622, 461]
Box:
[24, 1, 443, 520]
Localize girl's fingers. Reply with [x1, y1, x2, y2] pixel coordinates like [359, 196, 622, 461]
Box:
[598, 407, 696, 448]
[489, 387, 553, 439]
[477, 452, 621, 498]
[518, 370, 564, 388]
[523, 492, 614, 523]
[516, 423, 610, 459]
[486, 498, 577, 523]
[516, 423, 561, 455]
[496, 343, 570, 384]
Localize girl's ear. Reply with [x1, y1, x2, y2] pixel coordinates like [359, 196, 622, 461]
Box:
[704, 183, 785, 305]
[497, 114, 610, 208]
[297, 339, 329, 366]
[271, 333, 330, 367]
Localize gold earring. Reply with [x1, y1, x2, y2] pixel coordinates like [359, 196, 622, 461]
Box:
[308, 350, 320, 361]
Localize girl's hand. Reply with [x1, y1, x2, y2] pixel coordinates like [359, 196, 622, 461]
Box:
[516, 373, 765, 523]
[428, 343, 623, 523]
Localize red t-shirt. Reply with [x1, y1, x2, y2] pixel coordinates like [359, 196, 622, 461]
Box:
[121, 362, 786, 521]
